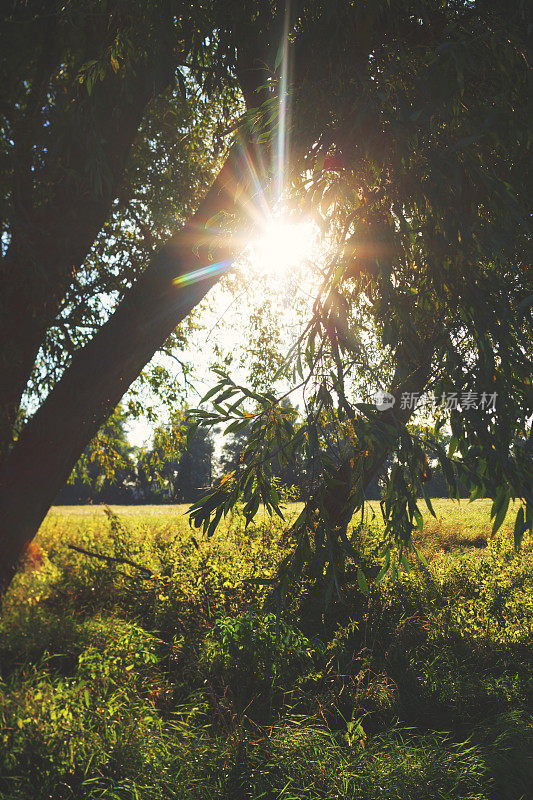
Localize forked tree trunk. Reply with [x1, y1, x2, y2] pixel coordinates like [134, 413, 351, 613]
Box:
[0, 142, 260, 593]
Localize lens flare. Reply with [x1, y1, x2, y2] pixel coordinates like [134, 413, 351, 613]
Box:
[250, 216, 318, 275]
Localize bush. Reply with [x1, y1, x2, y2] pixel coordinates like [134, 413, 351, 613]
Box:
[201, 612, 323, 709]
[1, 503, 531, 799]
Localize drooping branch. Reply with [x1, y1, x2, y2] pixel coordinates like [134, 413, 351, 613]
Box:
[286, 338, 437, 582]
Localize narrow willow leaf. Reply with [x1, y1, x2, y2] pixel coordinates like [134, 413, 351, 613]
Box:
[357, 568, 369, 595]
[422, 487, 437, 518]
[492, 491, 510, 536]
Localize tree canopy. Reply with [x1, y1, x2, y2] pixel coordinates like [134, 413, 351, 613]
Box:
[188, 0, 533, 585]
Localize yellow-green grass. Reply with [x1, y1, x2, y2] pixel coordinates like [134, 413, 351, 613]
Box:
[40, 497, 522, 560]
[45, 497, 519, 525]
[2, 499, 532, 800]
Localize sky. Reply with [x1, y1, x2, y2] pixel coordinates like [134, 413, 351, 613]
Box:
[126, 216, 322, 449]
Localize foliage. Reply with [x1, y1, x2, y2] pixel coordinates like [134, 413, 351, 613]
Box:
[201, 612, 321, 710]
[136, 409, 215, 503]
[1, 1, 531, 605]
[219, 398, 306, 496]
[56, 407, 216, 504]
[58, 406, 136, 503]
[0, 0, 241, 397]
[1, 502, 533, 798]
[189, 0, 532, 585]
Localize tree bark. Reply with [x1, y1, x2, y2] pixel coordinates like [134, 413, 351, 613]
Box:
[310, 340, 436, 564]
[0, 140, 262, 592]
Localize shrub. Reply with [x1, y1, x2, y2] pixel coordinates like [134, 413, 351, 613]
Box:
[201, 612, 323, 708]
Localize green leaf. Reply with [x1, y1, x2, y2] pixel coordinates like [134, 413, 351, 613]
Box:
[422, 487, 436, 518]
[413, 545, 429, 569]
[357, 568, 369, 595]
[216, 387, 237, 403]
[224, 418, 249, 435]
[206, 507, 223, 538]
[448, 435, 459, 458]
[400, 551, 411, 572]
[201, 383, 224, 403]
[469, 482, 484, 502]
[375, 547, 391, 583]
[274, 40, 284, 70]
[527, 503, 533, 535]
[413, 506, 424, 533]
[491, 485, 507, 520]
[491, 490, 510, 536]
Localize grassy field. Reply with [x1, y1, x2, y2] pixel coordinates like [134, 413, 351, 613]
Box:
[1, 499, 532, 799]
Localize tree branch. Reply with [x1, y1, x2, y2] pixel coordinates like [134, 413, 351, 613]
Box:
[67, 543, 153, 578]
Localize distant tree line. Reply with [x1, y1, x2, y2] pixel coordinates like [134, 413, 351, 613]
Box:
[55, 407, 215, 505]
[56, 406, 470, 505]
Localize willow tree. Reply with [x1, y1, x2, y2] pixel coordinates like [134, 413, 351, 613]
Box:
[190, 0, 533, 588]
[0, 0, 531, 592]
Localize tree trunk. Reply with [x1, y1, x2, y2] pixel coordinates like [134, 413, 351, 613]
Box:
[312, 341, 436, 563]
[0, 140, 262, 592]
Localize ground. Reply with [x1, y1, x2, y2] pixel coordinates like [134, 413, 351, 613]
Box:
[1, 499, 532, 799]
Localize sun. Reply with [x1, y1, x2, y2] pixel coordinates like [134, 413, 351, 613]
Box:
[249, 215, 318, 276]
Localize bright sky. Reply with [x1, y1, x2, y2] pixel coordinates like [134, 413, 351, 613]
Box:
[126, 213, 322, 448]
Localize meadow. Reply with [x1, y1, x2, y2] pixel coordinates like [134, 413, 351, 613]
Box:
[1, 499, 532, 800]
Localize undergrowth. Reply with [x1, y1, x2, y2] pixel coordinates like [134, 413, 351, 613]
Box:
[1, 502, 532, 799]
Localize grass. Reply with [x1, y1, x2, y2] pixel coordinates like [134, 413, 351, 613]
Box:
[1, 499, 531, 800]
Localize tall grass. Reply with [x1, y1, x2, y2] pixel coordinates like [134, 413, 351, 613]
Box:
[0, 501, 531, 799]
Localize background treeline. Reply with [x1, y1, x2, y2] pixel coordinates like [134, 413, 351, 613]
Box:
[56, 407, 214, 505]
[55, 405, 465, 505]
